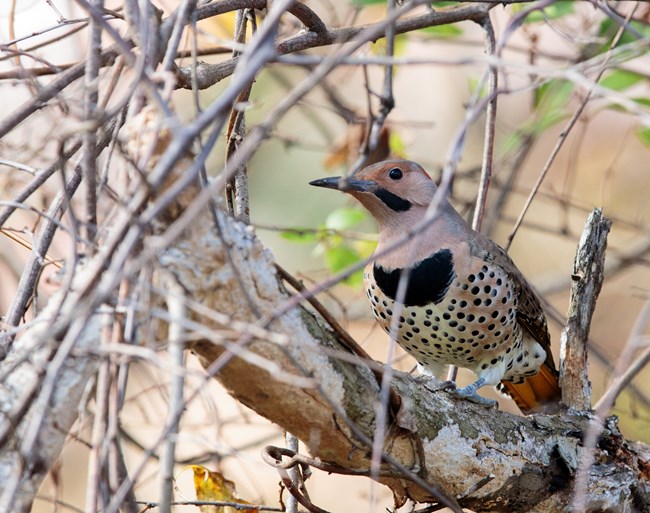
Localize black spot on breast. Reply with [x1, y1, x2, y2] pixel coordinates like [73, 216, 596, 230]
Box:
[373, 249, 455, 307]
[374, 188, 411, 212]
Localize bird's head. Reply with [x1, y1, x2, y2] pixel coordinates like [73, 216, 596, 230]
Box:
[309, 159, 437, 228]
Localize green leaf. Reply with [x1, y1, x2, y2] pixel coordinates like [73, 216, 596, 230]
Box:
[531, 111, 569, 134]
[602, 96, 650, 114]
[534, 79, 574, 112]
[636, 126, 650, 147]
[597, 18, 650, 50]
[600, 69, 645, 92]
[501, 132, 523, 155]
[514, 1, 575, 24]
[632, 97, 650, 108]
[371, 34, 409, 57]
[351, 0, 382, 6]
[324, 245, 361, 274]
[419, 24, 463, 38]
[431, 1, 460, 6]
[389, 131, 407, 158]
[468, 76, 489, 100]
[325, 208, 367, 231]
[280, 229, 318, 243]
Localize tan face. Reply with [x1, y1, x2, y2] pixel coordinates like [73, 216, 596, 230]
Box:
[349, 159, 437, 210]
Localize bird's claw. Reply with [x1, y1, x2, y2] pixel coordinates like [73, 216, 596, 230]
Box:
[440, 379, 498, 409]
[414, 375, 498, 408]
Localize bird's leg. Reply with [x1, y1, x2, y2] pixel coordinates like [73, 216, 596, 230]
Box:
[439, 377, 498, 408]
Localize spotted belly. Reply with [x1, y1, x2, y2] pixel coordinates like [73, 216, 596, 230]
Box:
[364, 258, 546, 385]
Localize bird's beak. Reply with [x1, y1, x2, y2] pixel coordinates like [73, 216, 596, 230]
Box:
[309, 176, 377, 193]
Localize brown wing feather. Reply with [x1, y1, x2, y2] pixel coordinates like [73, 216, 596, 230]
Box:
[470, 235, 556, 372]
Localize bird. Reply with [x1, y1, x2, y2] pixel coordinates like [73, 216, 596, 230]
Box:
[310, 159, 562, 414]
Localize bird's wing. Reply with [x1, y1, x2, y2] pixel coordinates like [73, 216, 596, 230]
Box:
[470, 235, 556, 372]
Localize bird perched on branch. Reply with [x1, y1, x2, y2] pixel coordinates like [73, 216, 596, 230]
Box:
[310, 159, 561, 414]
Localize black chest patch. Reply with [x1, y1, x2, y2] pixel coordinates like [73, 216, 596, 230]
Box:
[373, 249, 455, 307]
[374, 188, 411, 212]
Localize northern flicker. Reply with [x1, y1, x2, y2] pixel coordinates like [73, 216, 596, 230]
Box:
[310, 159, 562, 414]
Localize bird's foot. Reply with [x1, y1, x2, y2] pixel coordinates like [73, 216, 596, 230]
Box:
[440, 378, 498, 409]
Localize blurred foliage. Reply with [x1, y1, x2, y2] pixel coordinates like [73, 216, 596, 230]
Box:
[282, 207, 375, 286]
[417, 24, 463, 38]
[513, 1, 575, 24]
[502, 79, 574, 154]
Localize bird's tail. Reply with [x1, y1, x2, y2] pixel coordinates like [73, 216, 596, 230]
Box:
[499, 364, 562, 415]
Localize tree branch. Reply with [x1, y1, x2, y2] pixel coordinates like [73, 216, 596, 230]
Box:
[559, 209, 611, 411]
[179, 3, 490, 89]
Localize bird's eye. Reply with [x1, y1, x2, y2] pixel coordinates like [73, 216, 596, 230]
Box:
[388, 168, 403, 180]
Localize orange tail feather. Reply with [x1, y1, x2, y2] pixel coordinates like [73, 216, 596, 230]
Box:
[500, 364, 562, 415]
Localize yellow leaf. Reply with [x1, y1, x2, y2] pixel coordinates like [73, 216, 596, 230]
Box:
[190, 466, 255, 513]
[198, 13, 238, 39]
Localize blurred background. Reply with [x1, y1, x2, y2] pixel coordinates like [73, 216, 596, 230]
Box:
[1, 0, 649, 511]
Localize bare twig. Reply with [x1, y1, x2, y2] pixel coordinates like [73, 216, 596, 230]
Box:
[225, 9, 254, 222]
[158, 273, 187, 513]
[179, 3, 492, 89]
[559, 208, 611, 410]
[352, 0, 395, 175]
[0, 49, 120, 140]
[136, 500, 282, 511]
[82, 0, 104, 248]
[471, 14, 497, 233]
[283, 433, 300, 513]
[594, 301, 650, 413]
[85, 314, 112, 513]
[161, 0, 198, 72]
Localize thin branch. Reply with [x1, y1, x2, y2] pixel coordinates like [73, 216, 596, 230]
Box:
[287, 2, 327, 34]
[158, 273, 187, 513]
[594, 309, 650, 413]
[367, 2, 397, 508]
[559, 208, 611, 410]
[283, 434, 300, 513]
[225, 9, 254, 222]
[82, 0, 104, 248]
[135, 500, 283, 512]
[161, 0, 198, 72]
[179, 3, 491, 89]
[471, 13, 497, 233]
[85, 317, 111, 513]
